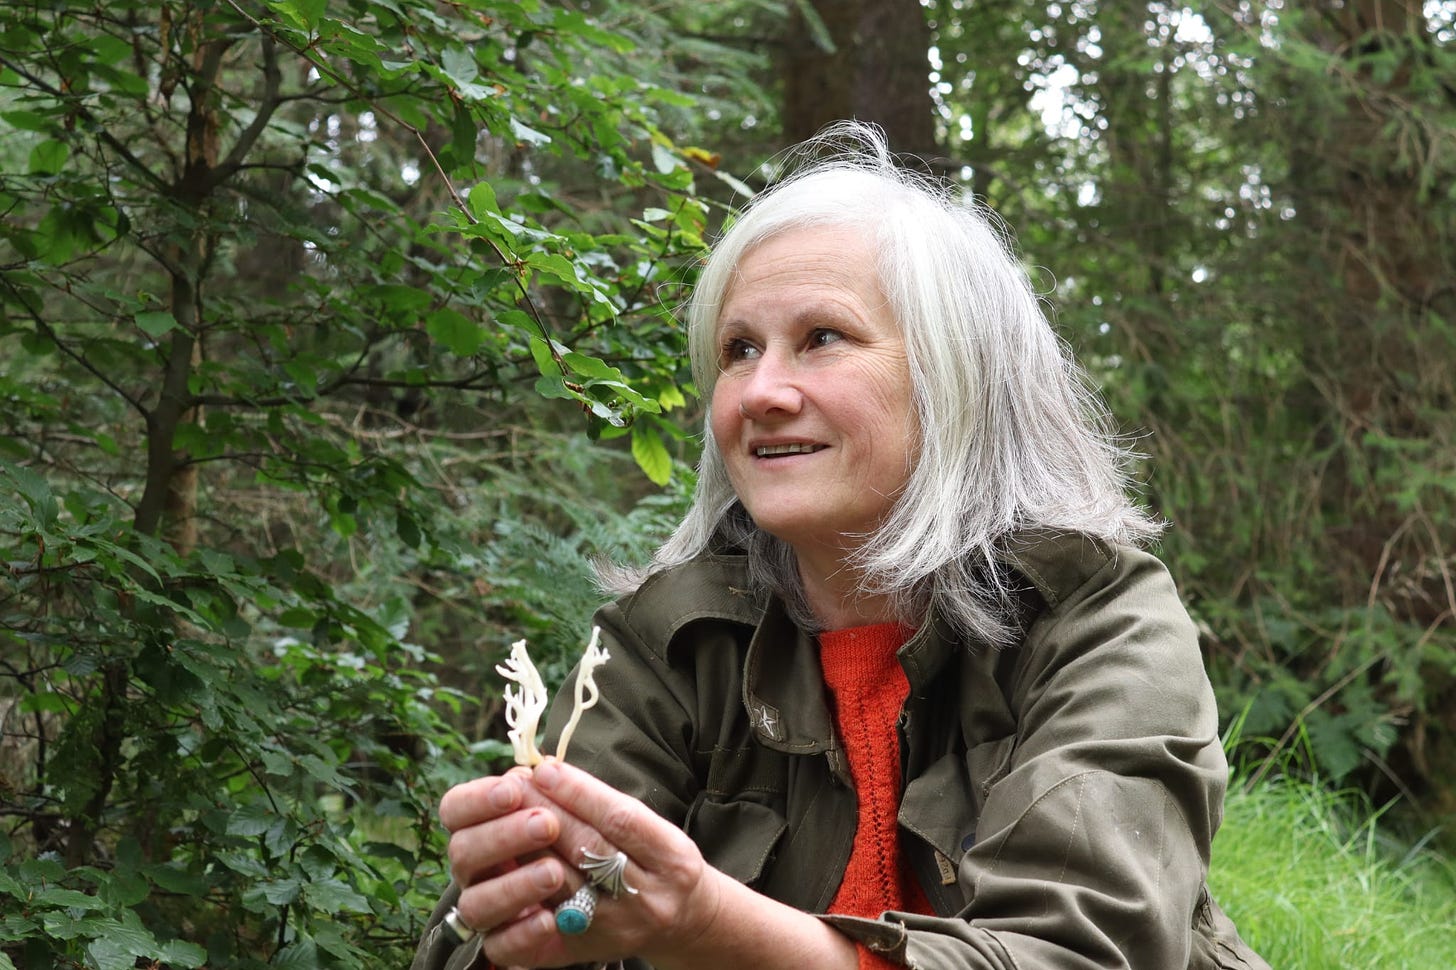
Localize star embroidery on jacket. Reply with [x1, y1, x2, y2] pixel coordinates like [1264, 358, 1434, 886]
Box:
[752, 701, 783, 741]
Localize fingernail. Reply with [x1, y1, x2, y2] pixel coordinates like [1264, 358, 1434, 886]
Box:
[490, 778, 518, 810]
[535, 761, 561, 790]
[530, 861, 559, 892]
[526, 810, 553, 841]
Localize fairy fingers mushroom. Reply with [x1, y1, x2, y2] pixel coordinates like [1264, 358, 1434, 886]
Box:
[494, 627, 611, 768]
[496, 638, 549, 767]
[554, 626, 610, 761]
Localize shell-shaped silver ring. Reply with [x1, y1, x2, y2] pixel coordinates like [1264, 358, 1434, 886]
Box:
[579, 847, 639, 899]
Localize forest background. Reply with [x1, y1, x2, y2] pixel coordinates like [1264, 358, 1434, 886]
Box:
[0, 0, 1453, 968]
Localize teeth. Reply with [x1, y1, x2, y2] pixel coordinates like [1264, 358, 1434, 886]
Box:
[756, 443, 823, 457]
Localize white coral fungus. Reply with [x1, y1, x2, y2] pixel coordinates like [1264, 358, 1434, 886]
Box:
[496, 638, 549, 766]
[495, 627, 611, 767]
[554, 626, 610, 762]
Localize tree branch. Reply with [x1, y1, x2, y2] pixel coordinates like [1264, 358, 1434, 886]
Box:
[212, 36, 282, 186]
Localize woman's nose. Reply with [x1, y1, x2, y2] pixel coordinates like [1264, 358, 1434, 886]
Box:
[735, 351, 803, 420]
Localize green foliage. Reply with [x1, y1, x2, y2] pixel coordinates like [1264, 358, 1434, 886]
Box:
[0, 458, 467, 968]
[1212, 771, 1456, 969]
[0, 0, 715, 966]
[928, 0, 1456, 793]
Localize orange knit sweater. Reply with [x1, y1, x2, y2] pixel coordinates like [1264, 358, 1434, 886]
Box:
[819, 622, 933, 970]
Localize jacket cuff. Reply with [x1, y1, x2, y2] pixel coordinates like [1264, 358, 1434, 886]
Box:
[816, 913, 910, 965]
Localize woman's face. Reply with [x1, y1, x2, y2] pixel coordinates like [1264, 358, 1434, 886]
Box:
[710, 226, 917, 558]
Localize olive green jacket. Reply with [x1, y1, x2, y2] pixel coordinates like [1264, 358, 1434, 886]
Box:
[412, 532, 1269, 970]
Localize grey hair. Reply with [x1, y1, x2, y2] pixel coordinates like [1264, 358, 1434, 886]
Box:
[603, 121, 1161, 645]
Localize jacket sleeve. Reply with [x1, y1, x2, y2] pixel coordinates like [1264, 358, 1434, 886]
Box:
[823, 546, 1236, 969]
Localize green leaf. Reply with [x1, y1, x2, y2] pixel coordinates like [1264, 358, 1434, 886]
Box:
[713, 168, 756, 198]
[305, 877, 371, 913]
[534, 374, 576, 401]
[269, 0, 327, 31]
[27, 139, 69, 175]
[440, 45, 477, 85]
[2, 110, 51, 132]
[562, 352, 625, 383]
[651, 141, 678, 175]
[631, 423, 672, 486]
[468, 181, 500, 217]
[528, 335, 566, 377]
[510, 117, 551, 146]
[158, 940, 207, 967]
[426, 308, 483, 355]
[226, 803, 276, 838]
[135, 310, 177, 338]
[273, 939, 320, 969]
[0, 458, 58, 525]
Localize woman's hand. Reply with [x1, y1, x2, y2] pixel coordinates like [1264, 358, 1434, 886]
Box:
[439, 767, 570, 946]
[439, 760, 857, 970]
[439, 760, 725, 969]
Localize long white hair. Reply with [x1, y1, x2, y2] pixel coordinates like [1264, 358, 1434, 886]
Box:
[605, 122, 1160, 644]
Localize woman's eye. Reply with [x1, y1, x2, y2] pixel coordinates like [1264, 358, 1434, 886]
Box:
[721, 338, 759, 363]
[808, 328, 844, 348]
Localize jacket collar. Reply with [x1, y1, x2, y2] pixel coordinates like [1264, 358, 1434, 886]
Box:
[742, 596, 965, 751]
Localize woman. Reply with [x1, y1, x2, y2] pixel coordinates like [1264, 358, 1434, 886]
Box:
[412, 123, 1269, 970]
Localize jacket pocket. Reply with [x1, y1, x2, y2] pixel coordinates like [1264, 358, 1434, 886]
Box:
[684, 794, 788, 886]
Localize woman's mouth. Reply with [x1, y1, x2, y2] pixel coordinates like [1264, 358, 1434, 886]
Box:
[755, 443, 827, 458]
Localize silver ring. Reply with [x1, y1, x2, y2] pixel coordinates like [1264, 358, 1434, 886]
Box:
[579, 847, 639, 899]
[442, 906, 477, 945]
[554, 884, 597, 935]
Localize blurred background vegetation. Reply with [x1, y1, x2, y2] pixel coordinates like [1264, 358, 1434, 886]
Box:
[0, 0, 1452, 967]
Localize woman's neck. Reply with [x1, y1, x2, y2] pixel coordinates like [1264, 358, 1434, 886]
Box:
[795, 547, 900, 630]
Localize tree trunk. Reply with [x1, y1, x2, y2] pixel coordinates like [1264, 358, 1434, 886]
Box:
[780, 0, 937, 157]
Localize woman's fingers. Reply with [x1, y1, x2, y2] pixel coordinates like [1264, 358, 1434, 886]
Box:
[438, 761, 719, 968]
[446, 803, 561, 887]
[439, 767, 532, 831]
[453, 857, 565, 937]
[532, 759, 699, 868]
[441, 769, 562, 889]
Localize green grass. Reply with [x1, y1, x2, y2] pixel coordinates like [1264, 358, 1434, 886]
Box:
[1209, 773, 1456, 970]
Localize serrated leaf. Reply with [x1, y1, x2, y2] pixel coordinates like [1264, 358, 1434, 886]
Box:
[631, 424, 672, 485]
[0, 459, 58, 525]
[35, 886, 100, 909]
[158, 939, 207, 967]
[305, 877, 371, 914]
[273, 939, 319, 970]
[226, 803, 276, 838]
